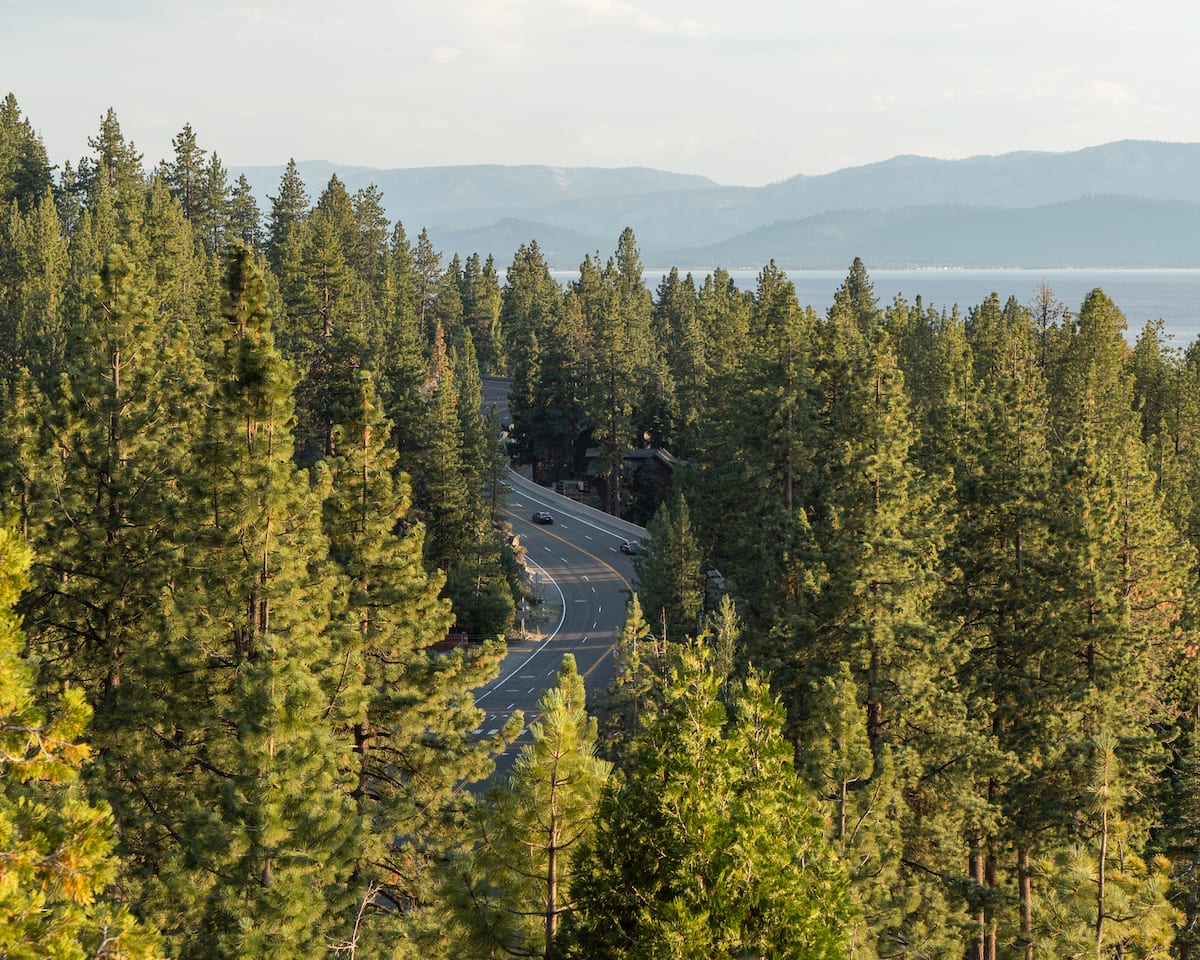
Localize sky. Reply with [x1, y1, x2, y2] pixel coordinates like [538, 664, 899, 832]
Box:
[4, 0, 1200, 187]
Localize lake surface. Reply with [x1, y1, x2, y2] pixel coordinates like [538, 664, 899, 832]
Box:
[698, 269, 1200, 348]
[554, 268, 1200, 348]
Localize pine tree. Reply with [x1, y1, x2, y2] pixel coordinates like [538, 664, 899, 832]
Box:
[321, 369, 502, 951]
[800, 262, 971, 956]
[228, 174, 263, 252]
[501, 241, 569, 476]
[1161, 726, 1200, 960]
[632, 494, 705, 639]
[17, 245, 193, 865]
[696, 266, 751, 382]
[0, 523, 163, 960]
[266, 158, 309, 272]
[417, 321, 472, 575]
[461, 252, 505, 375]
[1038, 288, 1191, 956]
[578, 249, 634, 515]
[563, 644, 852, 959]
[949, 301, 1069, 959]
[378, 221, 430, 468]
[1032, 735, 1178, 959]
[161, 123, 205, 220]
[153, 245, 357, 960]
[278, 175, 361, 463]
[705, 262, 822, 649]
[0, 92, 54, 211]
[192, 151, 231, 256]
[414, 227, 442, 340]
[596, 594, 662, 769]
[77, 108, 144, 204]
[656, 267, 706, 457]
[443, 655, 610, 960]
[0, 372, 47, 541]
[0, 187, 69, 387]
[801, 662, 907, 960]
[611, 228, 665, 449]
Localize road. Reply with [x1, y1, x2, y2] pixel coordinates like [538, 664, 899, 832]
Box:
[474, 376, 644, 779]
[473, 469, 644, 778]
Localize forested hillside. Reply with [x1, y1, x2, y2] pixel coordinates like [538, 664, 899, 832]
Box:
[4, 95, 1200, 959]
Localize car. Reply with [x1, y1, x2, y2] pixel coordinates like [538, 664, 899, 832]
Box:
[620, 540, 639, 555]
[531, 511, 554, 524]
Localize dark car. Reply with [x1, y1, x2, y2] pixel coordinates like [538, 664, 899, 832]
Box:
[620, 540, 638, 554]
[532, 511, 554, 524]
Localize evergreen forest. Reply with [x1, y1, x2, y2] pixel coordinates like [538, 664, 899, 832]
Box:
[4, 95, 1200, 960]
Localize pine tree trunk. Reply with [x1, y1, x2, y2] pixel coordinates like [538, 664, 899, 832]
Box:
[546, 838, 557, 960]
[970, 840, 985, 960]
[1097, 802, 1108, 960]
[985, 844, 998, 960]
[1018, 847, 1034, 960]
[838, 777, 848, 841]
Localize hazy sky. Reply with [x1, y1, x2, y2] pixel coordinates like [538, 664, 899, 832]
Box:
[4, 0, 1199, 186]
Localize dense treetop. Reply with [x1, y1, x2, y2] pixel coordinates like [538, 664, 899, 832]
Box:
[3, 96, 1200, 960]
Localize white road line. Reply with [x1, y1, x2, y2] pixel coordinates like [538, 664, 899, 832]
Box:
[487, 728, 499, 735]
[585, 535, 593, 541]
[561, 557, 569, 563]
[475, 556, 567, 704]
[528, 687, 536, 693]
[506, 473, 644, 543]
[592, 622, 598, 629]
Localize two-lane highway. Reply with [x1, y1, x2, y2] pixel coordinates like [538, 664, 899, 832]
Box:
[473, 470, 644, 777]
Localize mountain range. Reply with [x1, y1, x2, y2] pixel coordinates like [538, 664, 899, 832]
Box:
[231, 140, 1200, 269]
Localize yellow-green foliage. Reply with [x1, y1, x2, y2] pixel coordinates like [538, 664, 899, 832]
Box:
[0, 525, 162, 960]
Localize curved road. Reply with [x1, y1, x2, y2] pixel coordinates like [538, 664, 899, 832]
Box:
[474, 469, 644, 777]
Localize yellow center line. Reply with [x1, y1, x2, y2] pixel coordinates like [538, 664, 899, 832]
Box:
[503, 507, 632, 682]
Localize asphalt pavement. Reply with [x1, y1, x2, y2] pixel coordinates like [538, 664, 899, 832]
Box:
[472, 467, 644, 782]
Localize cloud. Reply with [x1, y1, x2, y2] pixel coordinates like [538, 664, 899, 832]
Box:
[431, 45, 462, 63]
[563, 0, 707, 36]
[1093, 80, 1134, 106]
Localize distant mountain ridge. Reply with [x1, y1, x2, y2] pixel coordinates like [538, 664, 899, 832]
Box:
[231, 141, 1200, 268]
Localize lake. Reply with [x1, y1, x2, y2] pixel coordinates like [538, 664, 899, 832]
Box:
[554, 268, 1200, 348]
